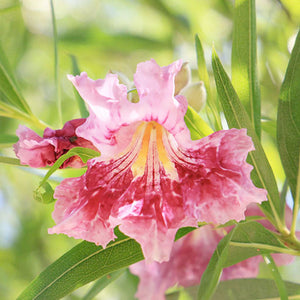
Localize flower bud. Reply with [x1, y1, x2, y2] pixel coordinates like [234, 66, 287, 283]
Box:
[180, 81, 207, 112]
[174, 62, 191, 95]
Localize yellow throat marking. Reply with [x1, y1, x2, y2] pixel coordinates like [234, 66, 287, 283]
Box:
[131, 121, 176, 178]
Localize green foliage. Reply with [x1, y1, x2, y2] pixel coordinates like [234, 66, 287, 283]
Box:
[168, 279, 300, 300]
[0, 133, 18, 148]
[197, 221, 291, 300]
[263, 254, 288, 300]
[211, 48, 284, 227]
[70, 55, 89, 118]
[184, 106, 213, 139]
[17, 229, 144, 300]
[82, 269, 125, 300]
[0, 155, 21, 166]
[232, 0, 261, 138]
[212, 279, 300, 300]
[195, 35, 222, 131]
[277, 30, 300, 199]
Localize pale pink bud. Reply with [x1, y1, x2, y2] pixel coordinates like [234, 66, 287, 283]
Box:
[174, 62, 191, 95]
[180, 81, 206, 112]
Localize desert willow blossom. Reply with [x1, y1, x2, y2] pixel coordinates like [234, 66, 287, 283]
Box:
[15, 59, 267, 262]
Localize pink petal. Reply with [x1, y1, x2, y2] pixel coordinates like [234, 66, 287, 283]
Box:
[14, 125, 56, 167]
[14, 119, 96, 168]
[165, 128, 267, 224]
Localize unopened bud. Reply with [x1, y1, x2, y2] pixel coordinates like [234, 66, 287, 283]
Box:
[174, 62, 191, 95]
[127, 88, 139, 103]
[180, 81, 207, 112]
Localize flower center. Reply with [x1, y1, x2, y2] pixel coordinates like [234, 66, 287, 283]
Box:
[131, 121, 177, 180]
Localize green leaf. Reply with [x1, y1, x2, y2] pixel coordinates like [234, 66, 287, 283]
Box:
[195, 34, 222, 131]
[169, 279, 300, 300]
[277, 30, 300, 199]
[263, 255, 288, 300]
[82, 269, 125, 300]
[50, 0, 62, 126]
[211, 279, 300, 300]
[17, 230, 144, 300]
[197, 227, 236, 300]
[224, 222, 288, 268]
[197, 221, 291, 300]
[0, 134, 18, 148]
[70, 55, 89, 118]
[0, 43, 32, 114]
[184, 106, 213, 139]
[0, 156, 22, 166]
[33, 182, 55, 204]
[232, 0, 261, 138]
[175, 227, 197, 241]
[195, 35, 211, 97]
[34, 147, 100, 201]
[212, 48, 284, 227]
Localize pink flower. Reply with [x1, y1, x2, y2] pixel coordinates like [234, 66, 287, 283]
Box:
[48, 59, 267, 262]
[14, 119, 96, 168]
[130, 203, 297, 300]
[130, 225, 261, 300]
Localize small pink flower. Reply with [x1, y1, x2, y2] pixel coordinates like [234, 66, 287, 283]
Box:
[130, 225, 261, 300]
[48, 59, 267, 262]
[14, 119, 96, 168]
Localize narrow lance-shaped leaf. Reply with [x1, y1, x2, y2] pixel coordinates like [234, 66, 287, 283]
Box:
[184, 106, 213, 139]
[168, 279, 300, 300]
[232, 0, 261, 138]
[195, 34, 222, 131]
[70, 55, 89, 118]
[212, 279, 300, 300]
[212, 48, 284, 227]
[197, 228, 236, 300]
[50, 0, 62, 126]
[0, 156, 22, 166]
[82, 269, 125, 300]
[263, 255, 288, 300]
[277, 30, 300, 199]
[17, 229, 144, 300]
[0, 134, 18, 148]
[197, 221, 290, 300]
[17, 225, 200, 300]
[0, 43, 32, 114]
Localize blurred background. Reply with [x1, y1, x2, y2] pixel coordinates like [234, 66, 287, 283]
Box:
[0, 0, 299, 299]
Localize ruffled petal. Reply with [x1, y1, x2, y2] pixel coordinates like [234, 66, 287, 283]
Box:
[14, 125, 56, 167]
[164, 128, 267, 224]
[69, 72, 139, 158]
[14, 119, 96, 168]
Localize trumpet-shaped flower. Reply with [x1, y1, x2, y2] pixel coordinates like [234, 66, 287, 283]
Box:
[48, 59, 267, 262]
[14, 119, 96, 168]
